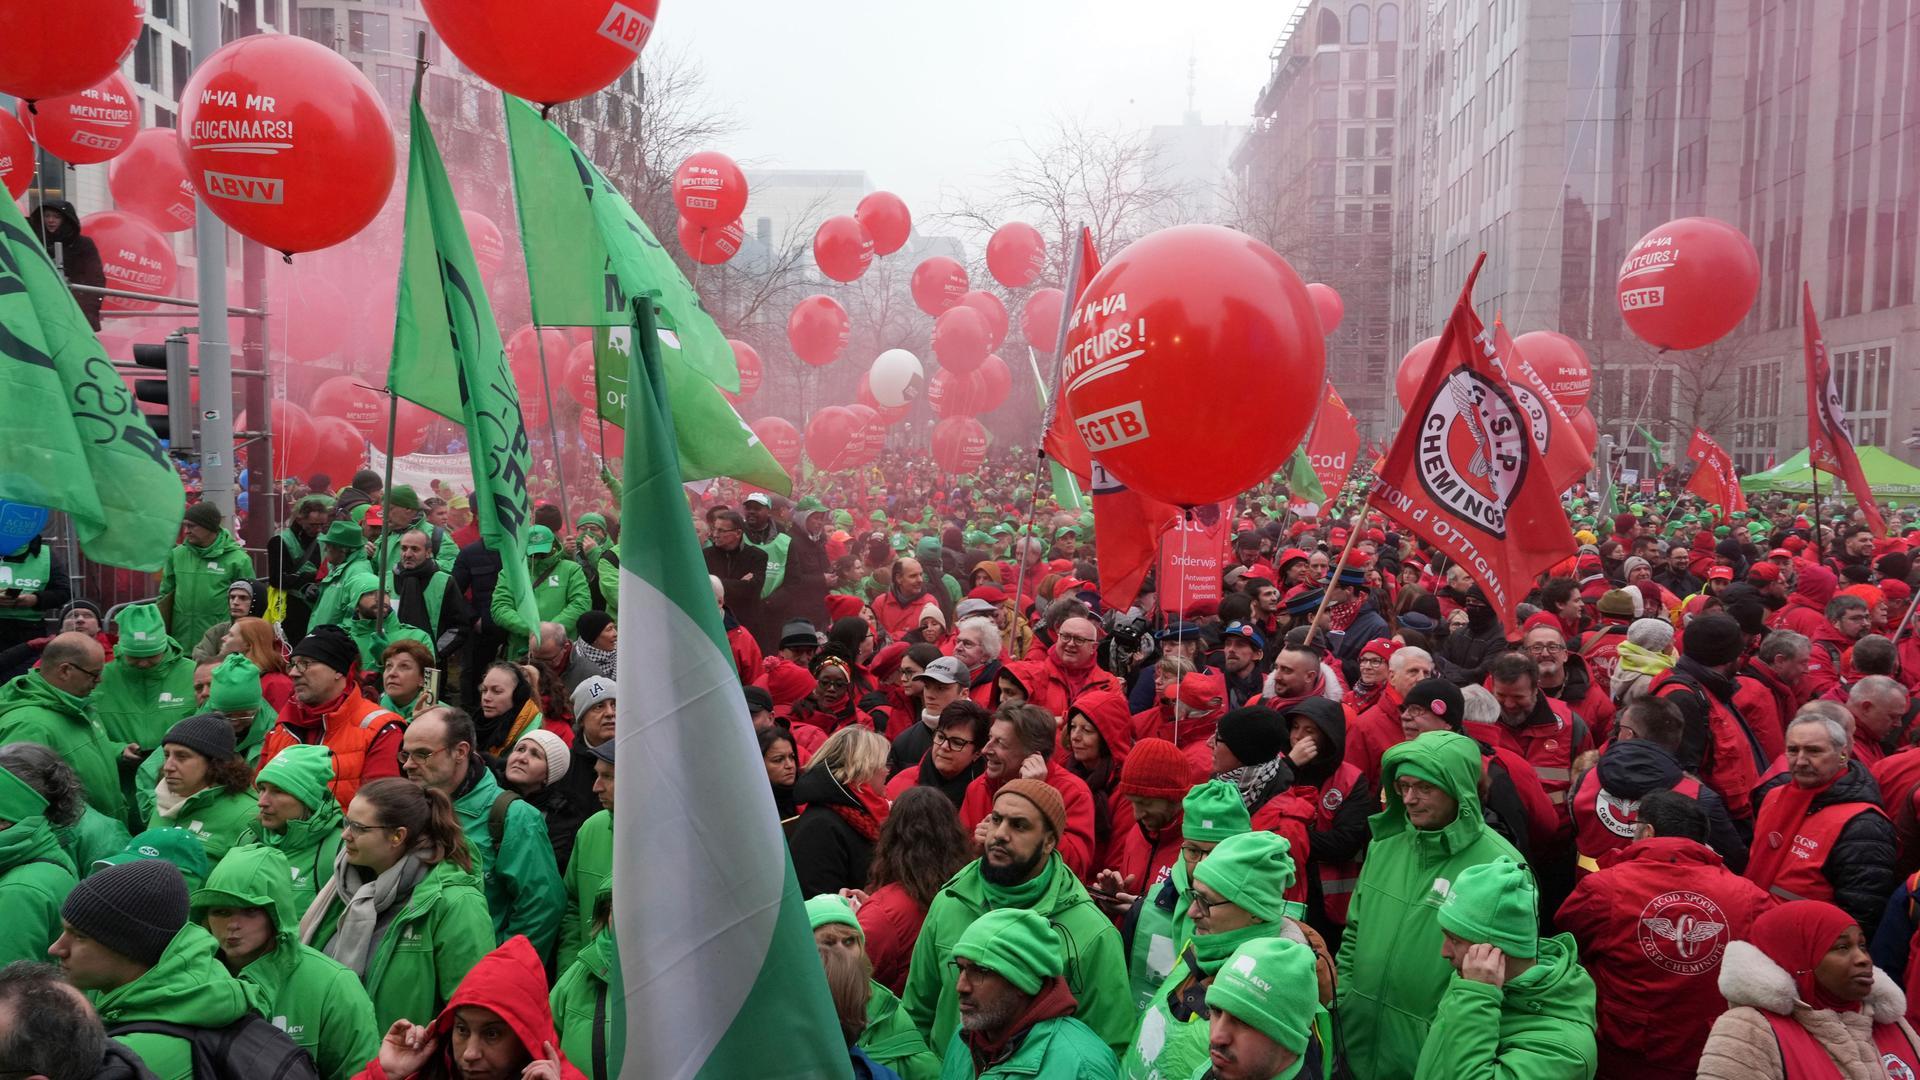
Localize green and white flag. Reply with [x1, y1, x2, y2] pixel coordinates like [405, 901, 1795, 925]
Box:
[1285, 445, 1328, 503]
[588, 326, 790, 494]
[0, 198, 184, 570]
[612, 299, 848, 1079]
[1637, 424, 1666, 472]
[388, 95, 542, 642]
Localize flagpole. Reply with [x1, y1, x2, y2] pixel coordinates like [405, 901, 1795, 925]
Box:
[530, 327, 572, 525]
[1810, 454, 1822, 562]
[1303, 484, 1376, 651]
[1892, 587, 1920, 645]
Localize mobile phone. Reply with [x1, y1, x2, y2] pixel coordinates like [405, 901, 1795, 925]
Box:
[423, 668, 442, 705]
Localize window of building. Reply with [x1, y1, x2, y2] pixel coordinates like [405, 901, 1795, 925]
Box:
[1377, 88, 1396, 117]
[1349, 4, 1372, 43]
[1314, 89, 1338, 119]
[1344, 204, 1365, 232]
[1376, 126, 1394, 154]
[1374, 164, 1393, 194]
[1345, 165, 1365, 194]
[1316, 52, 1341, 80]
[298, 8, 334, 45]
[1829, 343, 1896, 448]
[1378, 3, 1400, 40]
[170, 40, 191, 101]
[349, 10, 390, 54]
[133, 25, 156, 86]
[1313, 126, 1337, 157]
[1313, 164, 1335, 195]
[1349, 89, 1367, 118]
[1348, 51, 1368, 79]
[1318, 9, 1342, 46]
[1372, 202, 1392, 232]
[1346, 128, 1366, 157]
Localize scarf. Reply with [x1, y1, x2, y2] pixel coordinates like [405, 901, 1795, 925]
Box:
[827, 779, 890, 843]
[574, 641, 616, 678]
[1325, 598, 1361, 632]
[1223, 758, 1287, 809]
[1261, 668, 1328, 715]
[1746, 770, 1844, 894]
[1047, 641, 1101, 700]
[1749, 900, 1866, 1012]
[981, 850, 1057, 910]
[1189, 920, 1283, 971]
[960, 977, 1080, 1070]
[279, 681, 354, 735]
[301, 846, 431, 977]
[1614, 640, 1675, 679]
[152, 775, 190, 820]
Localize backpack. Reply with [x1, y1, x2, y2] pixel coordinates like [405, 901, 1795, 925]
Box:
[91, 1041, 161, 1080]
[107, 1016, 320, 1080]
[489, 788, 519, 847]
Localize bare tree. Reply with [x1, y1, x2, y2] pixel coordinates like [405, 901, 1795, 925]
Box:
[1220, 122, 1318, 266]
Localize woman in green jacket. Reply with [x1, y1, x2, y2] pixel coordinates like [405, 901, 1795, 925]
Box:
[298, 777, 496, 1031]
[192, 844, 381, 1080]
[0, 761, 77, 965]
[253, 743, 344, 912]
[550, 884, 618, 1079]
[808, 894, 942, 1080]
[145, 713, 258, 863]
[0, 741, 128, 877]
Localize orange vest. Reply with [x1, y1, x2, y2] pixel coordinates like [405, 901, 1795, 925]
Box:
[257, 686, 403, 810]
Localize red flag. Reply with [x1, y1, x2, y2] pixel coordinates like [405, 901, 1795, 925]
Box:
[1370, 254, 1577, 629]
[1089, 459, 1179, 612]
[1489, 315, 1593, 490]
[1156, 502, 1234, 617]
[1683, 428, 1747, 513]
[1803, 282, 1886, 536]
[1307, 385, 1361, 496]
[1041, 228, 1103, 482]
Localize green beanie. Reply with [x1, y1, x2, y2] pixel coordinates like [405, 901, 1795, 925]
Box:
[890, 533, 910, 552]
[207, 654, 264, 712]
[869, 510, 888, 524]
[114, 603, 171, 658]
[576, 511, 608, 532]
[386, 484, 421, 511]
[833, 510, 855, 530]
[1193, 831, 1300, 924]
[254, 744, 335, 814]
[1183, 780, 1252, 842]
[95, 826, 211, 889]
[804, 894, 862, 939]
[1204, 937, 1320, 1054]
[1713, 525, 1731, 538]
[951, 908, 1063, 995]
[348, 504, 371, 525]
[0, 763, 48, 822]
[1436, 855, 1538, 958]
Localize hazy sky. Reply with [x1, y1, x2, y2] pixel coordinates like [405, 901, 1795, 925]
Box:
[659, 1, 1302, 234]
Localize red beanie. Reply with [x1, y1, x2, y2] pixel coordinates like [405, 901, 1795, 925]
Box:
[1115, 738, 1194, 800]
[1612, 512, 1638, 536]
[824, 594, 865, 621]
[754, 658, 816, 708]
[1521, 612, 1565, 640]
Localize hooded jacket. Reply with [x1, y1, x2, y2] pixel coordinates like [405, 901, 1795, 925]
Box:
[1289, 696, 1373, 929]
[550, 920, 616, 1079]
[356, 935, 588, 1080]
[860, 979, 941, 1080]
[957, 761, 1100, 881]
[1412, 933, 1599, 1080]
[92, 641, 199, 752]
[450, 758, 565, 959]
[1335, 731, 1525, 1080]
[1652, 656, 1767, 821]
[1545, 652, 1615, 741]
[0, 813, 74, 965]
[194, 845, 380, 1080]
[936, 976, 1116, 1080]
[1772, 564, 1838, 641]
[258, 784, 345, 915]
[1572, 738, 1747, 873]
[1066, 689, 1137, 874]
[492, 551, 592, 652]
[1698, 937, 1920, 1080]
[146, 776, 258, 863]
[1734, 658, 1798, 762]
[558, 809, 610, 968]
[789, 761, 881, 898]
[391, 558, 468, 653]
[30, 201, 104, 329]
[159, 528, 255, 653]
[0, 670, 125, 818]
[98, 924, 261, 1080]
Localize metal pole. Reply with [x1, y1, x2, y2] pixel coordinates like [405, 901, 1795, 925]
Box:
[1597, 434, 1616, 513]
[190, 0, 234, 520]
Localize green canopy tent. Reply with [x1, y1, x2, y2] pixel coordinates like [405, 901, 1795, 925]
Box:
[1740, 447, 1920, 498]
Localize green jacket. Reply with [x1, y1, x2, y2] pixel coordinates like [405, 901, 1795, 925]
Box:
[377, 527, 457, 578]
[147, 783, 258, 864]
[451, 765, 564, 960]
[195, 845, 381, 1080]
[309, 550, 371, 630]
[92, 644, 198, 752]
[903, 855, 1134, 1059]
[94, 923, 261, 1080]
[258, 799, 344, 915]
[551, 927, 617, 1080]
[492, 554, 591, 647]
[159, 529, 255, 652]
[134, 705, 277, 822]
[863, 981, 941, 1080]
[560, 809, 611, 964]
[1120, 922, 1290, 1080]
[1412, 933, 1598, 1080]
[0, 815, 76, 965]
[345, 611, 433, 670]
[1335, 732, 1525, 1080]
[55, 806, 130, 877]
[305, 857, 497, 1031]
[1127, 863, 1191, 1012]
[0, 670, 125, 819]
[936, 1014, 1120, 1079]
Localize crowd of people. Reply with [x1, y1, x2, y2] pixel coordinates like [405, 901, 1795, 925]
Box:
[6, 446, 1920, 1079]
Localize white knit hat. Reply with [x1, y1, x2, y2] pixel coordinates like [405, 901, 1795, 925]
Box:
[516, 729, 571, 786]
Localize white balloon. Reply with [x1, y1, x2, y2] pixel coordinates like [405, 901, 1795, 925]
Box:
[870, 348, 924, 408]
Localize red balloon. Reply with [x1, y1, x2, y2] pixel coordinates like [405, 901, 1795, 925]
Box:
[1022, 288, 1066, 351]
[312, 376, 384, 441]
[1513, 330, 1593, 411]
[1617, 216, 1759, 351]
[1570, 408, 1598, 451]
[0, 112, 29, 201]
[813, 215, 874, 282]
[678, 215, 744, 265]
[269, 400, 317, 479]
[1306, 283, 1344, 334]
[752, 417, 802, 471]
[0, 1, 142, 102]
[844, 404, 880, 466]
[787, 295, 850, 367]
[911, 256, 969, 316]
[464, 211, 506, 279]
[178, 35, 396, 255]
[926, 368, 972, 418]
[973, 354, 1012, 414]
[310, 416, 367, 484]
[1394, 336, 1443, 409]
[806, 406, 862, 470]
[564, 341, 599, 410]
[674, 151, 748, 230]
[278, 277, 351, 363]
[391, 400, 433, 457]
[959, 290, 1009, 350]
[506, 325, 570, 428]
[729, 339, 762, 400]
[932, 417, 989, 474]
[82, 211, 175, 313]
[1060, 224, 1324, 507]
[986, 223, 1047, 288]
[420, 0, 654, 106]
[932, 305, 991, 375]
[21, 70, 138, 165]
[855, 192, 911, 256]
[856, 372, 910, 426]
[108, 128, 195, 231]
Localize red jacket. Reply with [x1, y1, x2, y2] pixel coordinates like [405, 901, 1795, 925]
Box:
[1345, 685, 1404, 789]
[1802, 621, 1854, 701]
[1577, 623, 1631, 689]
[1068, 690, 1136, 874]
[1028, 647, 1123, 720]
[1545, 653, 1615, 744]
[353, 935, 587, 1080]
[1651, 664, 1765, 821]
[957, 762, 1099, 880]
[727, 622, 762, 687]
[1248, 781, 1316, 907]
[1108, 811, 1183, 898]
[1874, 748, 1920, 876]
[870, 589, 936, 642]
[1465, 696, 1592, 832]
[855, 881, 925, 996]
[1555, 837, 1771, 1080]
[1734, 660, 1799, 763]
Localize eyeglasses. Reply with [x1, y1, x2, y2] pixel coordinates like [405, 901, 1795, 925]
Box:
[64, 661, 103, 683]
[934, 734, 974, 752]
[1184, 889, 1235, 915]
[1056, 632, 1096, 647]
[713, 526, 741, 535]
[1394, 777, 1443, 799]
[1524, 643, 1568, 657]
[342, 817, 394, 836]
[395, 746, 443, 765]
[1178, 841, 1217, 861]
[816, 677, 849, 689]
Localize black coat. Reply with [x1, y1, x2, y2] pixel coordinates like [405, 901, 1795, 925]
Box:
[1578, 738, 1748, 872]
[779, 526, 831, 628]
[1752, 758, 1899, 935]
[31, 201, 104, 330]
[453, 541, 502, 633]
[905, 744, 982, 809]
[787, 763, 877, 897]
[704, 542, 768, 631]
[1436, 614, 1512, 685]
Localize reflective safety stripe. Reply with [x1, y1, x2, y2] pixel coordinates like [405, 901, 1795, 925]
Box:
[1770, 884, 1810, 902]
[1535, 767, 1572, 782]
[1576, 853, 1600, 873]
[1547, 790, 1568, 805]
[1321, 878, 1360, 895]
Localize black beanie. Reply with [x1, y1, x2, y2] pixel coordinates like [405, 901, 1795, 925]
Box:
[61, 860, 188, 967]
[162, 712, 236, 762]
[576, 610, 614, 647]
[1683, 613, 1745, 667]
[1402, 678, 1467, 732]
[1216, 706, 1288, 766]
[291, 624, 358, 675]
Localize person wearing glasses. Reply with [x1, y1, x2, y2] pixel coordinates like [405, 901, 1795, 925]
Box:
[256, 626, 407, 814]
[1472, 652, 1595, 838]
[1029, 616, 1123, 722]
[1524, 618, 1617, 746]
[0, 632, 131, 824]
[703, 509, 768, 649]
[299, 777, 495, 1031]
[886, 699, 990, 809]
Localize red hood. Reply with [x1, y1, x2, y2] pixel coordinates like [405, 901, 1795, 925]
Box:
[1791, 564, 1837, 608]
[429, 936, 586, 1080]
[1000, 659, 1044, 698]
[1070, 689, 1135, 769]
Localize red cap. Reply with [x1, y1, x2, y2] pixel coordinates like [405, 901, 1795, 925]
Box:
[1707, 565, 1735, 581]
[1783, 536, 1808, 553]
[1177, 670, 1227, 717]
[1365, 528, 1387, 543]
[363, 507, 384, 526]
[1048, 558, 1074, 573]
[1521, 612, 1566, 639]
[1329, 527, 1350, 544]
[1768, 548, 1793, 560]
[1359, 638, 1398, 663]
[1243, 562, 1278, 584]
[966, 585, 1007, 604]
[1747, 562, 1782, 584]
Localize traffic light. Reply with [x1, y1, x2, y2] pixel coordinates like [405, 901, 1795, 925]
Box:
[131, 332, 195, 453]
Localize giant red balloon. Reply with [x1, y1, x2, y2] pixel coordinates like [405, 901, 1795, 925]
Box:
[0, 1, 142, 102]
[729, 339, 762, 401]
[310, 416, 367, 484]
[506, 325, 570, 428]
[959, 290, 1009, 351]
[932, 306, 991, 375]
[812, 215, 874, 282]
[932, 417, 989, 474]
[753, 417, 802, 471]
[109, 128, 196, 231]
[269, 400, 318, 479]
[1306, 283, 1344, 334]
[1022, 288, 1065, 350]
[674, 151, 748, 230]
[926, 368, 976, 418]
[313, 376, 384, 441]
[787, 296, 850, 367]
[1513, 330, 1593, 411]
[844, 404, 881, 466]
[420, 0, 654, 106]
[911, 256, 969, 316]
[1617, 217, 1760, 351]
[973, 354, 1012, 414]
[82, 211, 175, 313]
[986, 223, 1047, 288]
[1394, 336, 1443, 410]
[178, 35, 396, 255]
[855, 191, 911, 256]
[0, 112, 30, 201]
[1570, 408, 1598, 451]
[464, 211, 506, 279]
[806, 406, 862, 470]
[21, 70, 138, 165]
[564, 341, 599, 410]
[678, 215, 744, 265]
[1060, 224, 1324, 506]
[391, 400, 433, 457]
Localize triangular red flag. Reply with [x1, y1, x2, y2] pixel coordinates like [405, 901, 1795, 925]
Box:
[1041, 228, 1102, 482]
[1089, 459, 1179, 612]
[1307, 385, 1361, 496]
[1683, 428, 1747, 514]
[1803, 282, 1886, 536]
[1490, 315, 1593, 490]
[1370, 254, 1578, 629]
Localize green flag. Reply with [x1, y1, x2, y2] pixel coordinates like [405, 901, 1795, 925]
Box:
[590, 326, 791, 494]
[0, 198, 182, 570]
[1637, 424, 1665, 471]
[503, 94, 739, 394]
[389, 95, 542, 643]
[1285, 445, 1328, 503]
